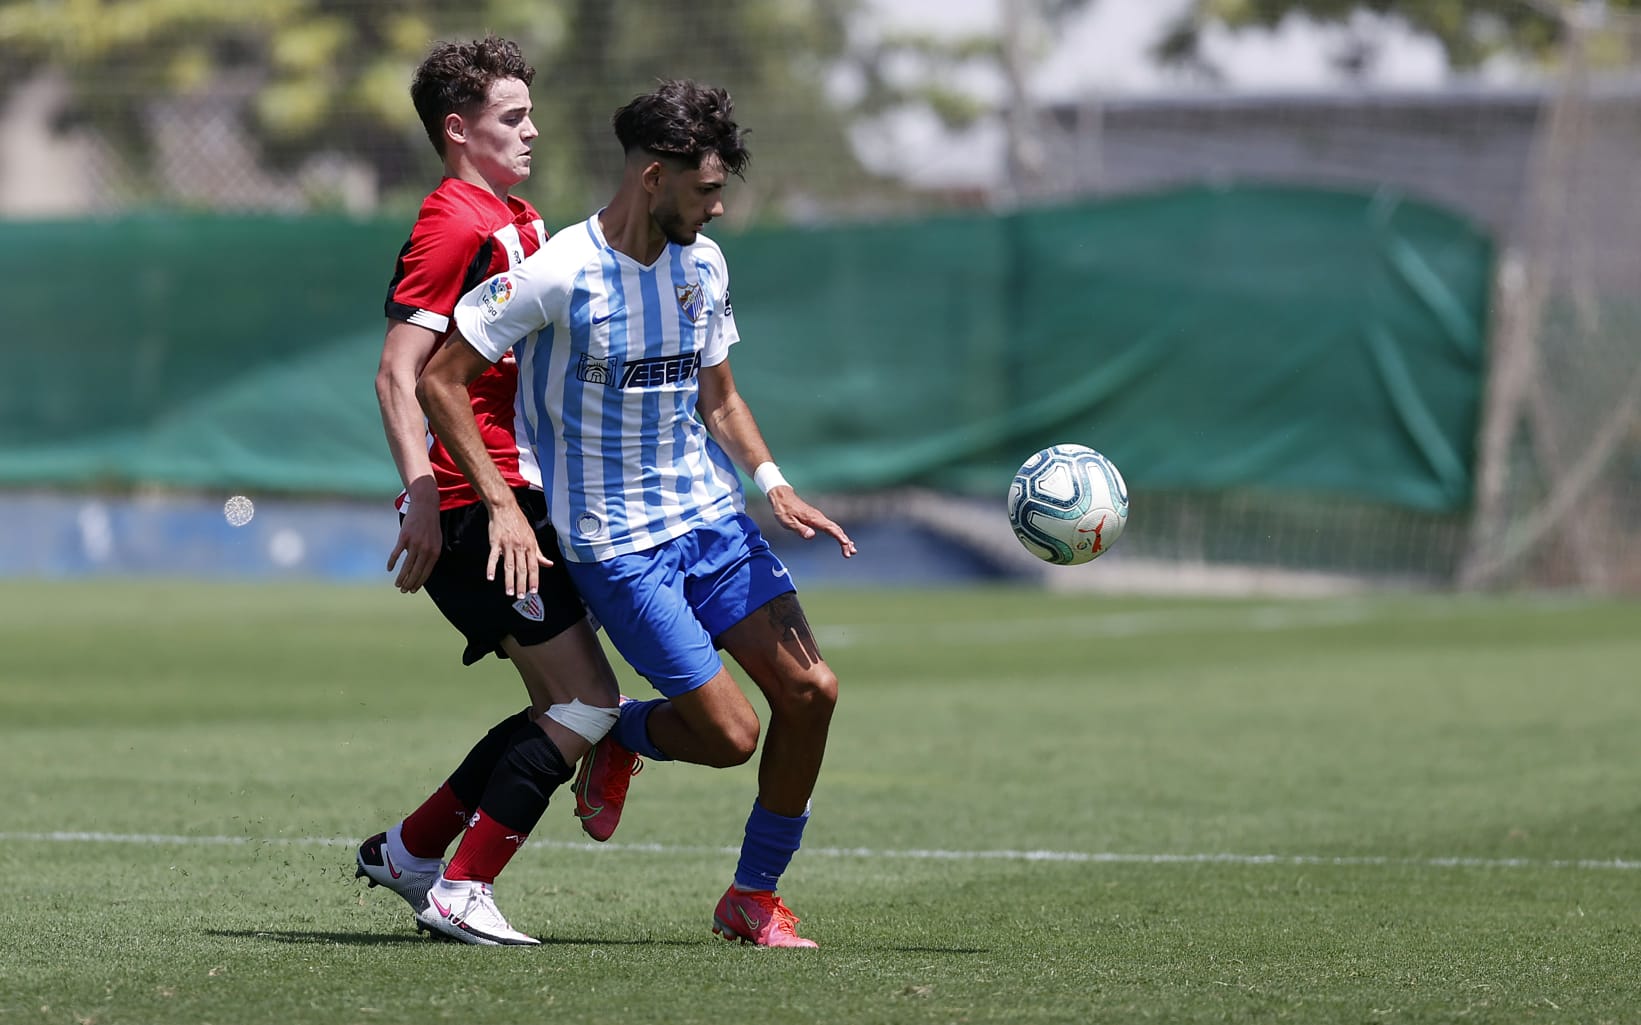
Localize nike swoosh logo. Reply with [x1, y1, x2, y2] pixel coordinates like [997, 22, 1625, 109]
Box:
[737, 907, 762, 930]
[383, 847, 403, 880]
[430, 894, 452, 919]
[592, 308, 622, 325]
[771, 565, 790, 578]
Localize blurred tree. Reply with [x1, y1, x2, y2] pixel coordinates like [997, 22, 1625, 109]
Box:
[0, 0, 871, 217]
[1157, 0, 1641, 80]
[846, 0, 1095, 130]
[841, 0, 1095, 200]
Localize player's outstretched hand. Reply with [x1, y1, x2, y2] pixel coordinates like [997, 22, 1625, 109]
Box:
[769, 488, 856, 558]
[386, 501, 442, 593]
[486, 499, 552, 597]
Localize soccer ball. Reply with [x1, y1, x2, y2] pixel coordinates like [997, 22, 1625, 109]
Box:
[1007, 444, 1129, 566]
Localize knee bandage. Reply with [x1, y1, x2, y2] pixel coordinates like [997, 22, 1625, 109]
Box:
[544, 699, 620, 745]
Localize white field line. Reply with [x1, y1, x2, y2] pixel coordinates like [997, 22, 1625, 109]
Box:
[3, 831, 1637, 872]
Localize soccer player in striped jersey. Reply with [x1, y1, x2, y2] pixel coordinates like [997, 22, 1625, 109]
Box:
[418, 80, 855, 948]
[354, 36, 621, 947]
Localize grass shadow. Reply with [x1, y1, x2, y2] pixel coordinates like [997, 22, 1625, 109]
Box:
[208, 928, 705, 948]
[208, 929, 986, 953]
[207, 929, 430, 946]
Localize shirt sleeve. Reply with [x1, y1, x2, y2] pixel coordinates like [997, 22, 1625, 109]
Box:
[453, 257, 553, 363]
[385, 206, 485, 333]
[699, 248, 739, 368]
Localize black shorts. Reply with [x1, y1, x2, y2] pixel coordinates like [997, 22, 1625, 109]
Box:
[417, 488, 586, 666]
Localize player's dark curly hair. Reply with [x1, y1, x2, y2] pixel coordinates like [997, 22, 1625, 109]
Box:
[612, 80, 750, 178]
[411, 36, 535, 156]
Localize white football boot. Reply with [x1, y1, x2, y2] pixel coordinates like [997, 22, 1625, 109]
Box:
[415, 876, 540, 946]
[354, 822, 442, 914]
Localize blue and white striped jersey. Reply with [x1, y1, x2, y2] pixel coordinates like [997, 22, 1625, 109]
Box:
[452, 212, 743, 563]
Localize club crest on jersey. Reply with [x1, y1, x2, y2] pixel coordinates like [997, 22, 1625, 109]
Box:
[577, 353, 616, 384]
[480, 275, 514, 320]
[676, 282, 705, 322]
[512, 593, 545, 622]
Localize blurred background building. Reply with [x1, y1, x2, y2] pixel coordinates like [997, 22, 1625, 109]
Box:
[1, 0, 1637, 593]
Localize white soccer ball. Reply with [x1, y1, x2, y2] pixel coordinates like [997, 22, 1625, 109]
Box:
[1007, 444, 1129, 566]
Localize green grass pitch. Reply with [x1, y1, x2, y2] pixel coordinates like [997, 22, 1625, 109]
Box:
[3, 580, 1639, 1024]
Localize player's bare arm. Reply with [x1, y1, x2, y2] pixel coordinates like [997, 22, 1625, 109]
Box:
[376, 319, 446, 593]
[697, 361, 856, 558]
[416, 333, 549, 597]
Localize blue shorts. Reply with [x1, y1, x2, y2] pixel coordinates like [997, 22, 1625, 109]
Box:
[564, 512, 796, 698]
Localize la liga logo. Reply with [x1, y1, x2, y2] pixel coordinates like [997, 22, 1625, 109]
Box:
[480, 275, 514, 319]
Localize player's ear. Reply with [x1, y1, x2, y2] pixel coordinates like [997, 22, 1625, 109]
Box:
[443, 112, 467, 148]
[641, 160, 665, 194]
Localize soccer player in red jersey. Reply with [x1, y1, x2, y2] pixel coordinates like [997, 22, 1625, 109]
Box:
[353, 36, 620, 946]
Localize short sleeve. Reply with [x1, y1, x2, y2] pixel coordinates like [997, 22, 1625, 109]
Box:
[699, 249, 739, 368]
[385, 208, 485, 332]
[453, 260, 552, 363]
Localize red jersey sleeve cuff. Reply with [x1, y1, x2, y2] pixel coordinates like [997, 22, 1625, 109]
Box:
[386, 301, 451, 333]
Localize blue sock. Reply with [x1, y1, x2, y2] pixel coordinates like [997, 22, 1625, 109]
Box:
[613, 698, 672, 761]
[733, 799, 810, 892]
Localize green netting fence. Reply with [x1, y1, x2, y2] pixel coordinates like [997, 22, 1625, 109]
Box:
[0, 185, 1491, 511]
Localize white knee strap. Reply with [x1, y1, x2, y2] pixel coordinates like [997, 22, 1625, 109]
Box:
[544, 699, 619, 745]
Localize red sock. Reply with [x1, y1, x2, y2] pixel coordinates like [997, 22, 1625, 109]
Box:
[398, 782, 471, 861]
[443, 810, 529, 884]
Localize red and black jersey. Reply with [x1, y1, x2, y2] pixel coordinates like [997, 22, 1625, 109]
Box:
[384, 177, 547, 511]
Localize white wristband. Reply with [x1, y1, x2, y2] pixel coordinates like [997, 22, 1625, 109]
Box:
[753, 461, 790, 495]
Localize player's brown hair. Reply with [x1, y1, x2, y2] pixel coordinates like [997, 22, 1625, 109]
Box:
[411, 36, 535, 156]
[612, 79, 750, 178]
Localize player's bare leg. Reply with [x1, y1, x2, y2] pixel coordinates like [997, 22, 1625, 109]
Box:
[619, 628, 830, 948]
[710, 593, 836, 948]
[636, 673, 762, 767]
[717, 593, 836, 815]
